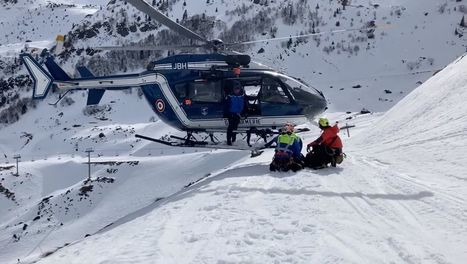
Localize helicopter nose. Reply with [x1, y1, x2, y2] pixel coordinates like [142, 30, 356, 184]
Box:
[301, 93, 327, 121]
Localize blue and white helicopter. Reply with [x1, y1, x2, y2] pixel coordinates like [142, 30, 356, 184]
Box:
[21, 0, 377, 150]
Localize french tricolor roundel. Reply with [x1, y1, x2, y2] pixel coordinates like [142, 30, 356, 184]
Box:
[155, 99, 165, 112]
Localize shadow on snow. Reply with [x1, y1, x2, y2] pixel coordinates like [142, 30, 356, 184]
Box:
[97, 162, 432, 232]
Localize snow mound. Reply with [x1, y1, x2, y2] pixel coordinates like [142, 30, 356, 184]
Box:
[353, 53, 467, 170]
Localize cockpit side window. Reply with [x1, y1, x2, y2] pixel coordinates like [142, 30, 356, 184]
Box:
[261, 77, 291, 104]
[189, 80, 222, 103]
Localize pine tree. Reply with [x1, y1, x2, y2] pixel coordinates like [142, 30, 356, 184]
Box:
[287, 37, 293, 49]
[461, 16, 466, 28]
[342, 0, 348, 10]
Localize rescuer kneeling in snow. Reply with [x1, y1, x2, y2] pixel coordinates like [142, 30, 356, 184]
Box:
[269, 123, 304, 172]
[305, 118, 344, 169]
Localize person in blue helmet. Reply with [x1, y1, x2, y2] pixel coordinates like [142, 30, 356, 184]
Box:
[225, 80, 247, 145]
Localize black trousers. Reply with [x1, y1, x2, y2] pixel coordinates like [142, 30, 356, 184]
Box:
[305, 145, 342, 168]
[227, 113, 241, 144]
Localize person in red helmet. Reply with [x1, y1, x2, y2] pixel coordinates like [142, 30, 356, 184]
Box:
[305, 117, 344, 169]
[269, 123, 303, 172]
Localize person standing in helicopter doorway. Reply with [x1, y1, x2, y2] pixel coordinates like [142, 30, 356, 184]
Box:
[225, 80, 247, 145]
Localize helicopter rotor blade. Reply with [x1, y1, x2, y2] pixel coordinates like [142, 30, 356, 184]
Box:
[95, 44, 206, 51]
[225, 25, 388, 47]
[124, 0, 208, 43]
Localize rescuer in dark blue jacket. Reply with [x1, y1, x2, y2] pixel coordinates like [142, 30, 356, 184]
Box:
[226, 80, 247, 145]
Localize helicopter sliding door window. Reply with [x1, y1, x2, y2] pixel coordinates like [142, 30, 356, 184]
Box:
[174, 83, 188, 101]
[261, 78, 291, 104]
[241, 78, 261, 116]
[184, 80, 224, 119]
[243, 79, 261, 98]
[189, 80, 222, 103]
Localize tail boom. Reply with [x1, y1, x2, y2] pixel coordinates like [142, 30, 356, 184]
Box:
[21, 54, 162, 102]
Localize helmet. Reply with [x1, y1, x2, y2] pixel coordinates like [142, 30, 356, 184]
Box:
[318, 117, 329, 127]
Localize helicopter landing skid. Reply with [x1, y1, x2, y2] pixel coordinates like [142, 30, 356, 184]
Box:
[135, 134, 265, 158]
[169, 134, 209, 146]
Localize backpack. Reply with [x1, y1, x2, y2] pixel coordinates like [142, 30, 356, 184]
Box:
[273, 151, 292, 162]
[335, 153, 345, 164]
[325, 136, 345, 165]
[271, 151, 302, 172]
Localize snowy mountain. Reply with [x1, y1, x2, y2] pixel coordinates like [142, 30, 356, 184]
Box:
[1, 0, 467, 116]
[1, 1, 467, 263]
[54, 0, 467, 112]
[0, 0, 105, 47]
[0, 0, 109, 126]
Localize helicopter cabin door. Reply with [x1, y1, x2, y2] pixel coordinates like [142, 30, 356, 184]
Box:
[224, 78, 261, 117]
[259, 77, 298, 117]
[174, 79, 225, 120]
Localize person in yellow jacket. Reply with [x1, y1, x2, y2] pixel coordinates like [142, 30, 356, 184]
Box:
[269, 123, 303, 172]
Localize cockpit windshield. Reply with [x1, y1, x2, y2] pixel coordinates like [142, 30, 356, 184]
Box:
[276, 73, 327, 118]
[279, 75, 324, 104]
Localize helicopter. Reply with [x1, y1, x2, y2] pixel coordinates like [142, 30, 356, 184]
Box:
[20, 0, 375, 149]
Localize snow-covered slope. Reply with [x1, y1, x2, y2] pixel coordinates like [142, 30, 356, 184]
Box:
[353, 53, 467, 161]
[0, 89, 254, 263]
[15, 53, 465, 264]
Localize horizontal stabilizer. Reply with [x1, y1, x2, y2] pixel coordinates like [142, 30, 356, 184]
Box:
[20, 54, 53, 99]
[77, 66, 94, 78]
[44, 57, 71, 81]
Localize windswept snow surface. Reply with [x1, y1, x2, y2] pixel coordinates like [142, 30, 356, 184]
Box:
[24, 54, 467, 264]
